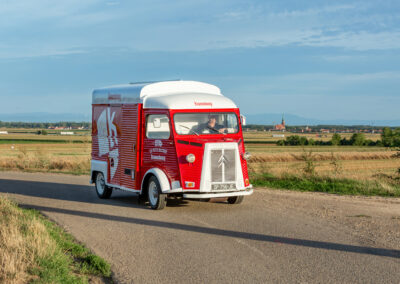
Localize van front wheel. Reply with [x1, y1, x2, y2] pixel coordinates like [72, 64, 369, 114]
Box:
[148, 176, 167, 210]
[227, 195, 244, 204]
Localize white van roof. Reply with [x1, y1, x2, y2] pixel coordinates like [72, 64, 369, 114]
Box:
[92, 80, 237, 109]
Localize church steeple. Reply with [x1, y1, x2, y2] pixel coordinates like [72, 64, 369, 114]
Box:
[281, 114, 285, 126]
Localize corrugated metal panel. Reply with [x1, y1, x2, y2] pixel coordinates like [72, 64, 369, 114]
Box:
[120, 104, 139, 190]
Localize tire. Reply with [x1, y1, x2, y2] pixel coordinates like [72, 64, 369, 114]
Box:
[95, 172, 113, 199]
[147, 176, 167, 210]
[227, 195, 244, 204]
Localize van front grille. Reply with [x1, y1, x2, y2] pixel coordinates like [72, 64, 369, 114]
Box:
[210, 149, 236, 183]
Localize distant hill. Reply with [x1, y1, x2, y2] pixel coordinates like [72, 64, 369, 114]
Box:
[0, 112, 90, 123]
[244, 113, 400, 127]
[1, 112, 399, 127]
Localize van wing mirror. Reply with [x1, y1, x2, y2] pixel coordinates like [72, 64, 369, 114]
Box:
[240, 114, 246, 126]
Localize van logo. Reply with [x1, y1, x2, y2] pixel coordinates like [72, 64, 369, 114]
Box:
[97, 107, 119, 179]
[155, 140, 163, 147]
[194, 101, 213, 107]
[218, 154, 228, 168]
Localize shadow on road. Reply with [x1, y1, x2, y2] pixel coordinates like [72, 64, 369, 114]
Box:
[23, 204, 400, 260]
[1, 177, 400, 259]
[0, 178, 190, 209]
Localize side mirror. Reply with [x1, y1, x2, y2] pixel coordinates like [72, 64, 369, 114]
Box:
[240, 114, 246, 126]
[153, 118, 161, 128]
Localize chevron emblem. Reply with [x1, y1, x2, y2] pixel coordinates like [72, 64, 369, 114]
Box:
[218, 153, 229, 168]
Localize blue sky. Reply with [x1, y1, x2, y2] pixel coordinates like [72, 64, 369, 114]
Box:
[1, 0, 400, 121]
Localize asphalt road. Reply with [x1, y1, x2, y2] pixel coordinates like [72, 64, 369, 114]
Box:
[0, 171, 399, 283]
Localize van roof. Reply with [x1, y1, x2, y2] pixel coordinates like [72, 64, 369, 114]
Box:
[92, 80, 237, 109]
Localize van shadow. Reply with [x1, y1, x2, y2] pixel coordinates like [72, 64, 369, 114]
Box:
[21, 203, 400, 260]
[0, 178, 145, 209]
[0, 177, 192, 209]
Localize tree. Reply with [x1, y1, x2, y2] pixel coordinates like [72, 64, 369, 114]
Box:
[276, 140, 285, 146]
[331, 133, 341, 146]
[350, 133, 366, 146]
[286, 135, 302, 146]
[381, 127, 393, 147]
[299, 137, 308, 146]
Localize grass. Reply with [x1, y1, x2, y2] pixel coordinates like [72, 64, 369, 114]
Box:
[0, 139, 87, 144]
[250, 172, 400, 197]
[0, 196, 111, 283]
[0, 146, 90, 175]
[243, 131, 381, 142]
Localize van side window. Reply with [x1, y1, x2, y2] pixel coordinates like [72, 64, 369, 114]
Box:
[146, 114, 171, 139]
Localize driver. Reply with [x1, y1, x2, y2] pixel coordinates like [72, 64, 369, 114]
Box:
[194, 114, 226, 134]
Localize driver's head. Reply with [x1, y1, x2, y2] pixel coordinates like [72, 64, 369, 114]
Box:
[208, 115, 217, 126]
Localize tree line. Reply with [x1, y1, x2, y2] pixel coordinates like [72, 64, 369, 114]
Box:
[278, 127, 400, 147]
[243, 124, 394, 132]
[0, 121, 91, 129]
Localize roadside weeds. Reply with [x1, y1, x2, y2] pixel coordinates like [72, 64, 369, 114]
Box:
[0, 196, 113, 284]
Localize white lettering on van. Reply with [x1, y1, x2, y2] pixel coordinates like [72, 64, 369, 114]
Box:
[150, 148, 167, 154]
[151, 154, 166, 161]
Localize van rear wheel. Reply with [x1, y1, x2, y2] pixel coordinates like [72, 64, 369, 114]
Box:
[227, 195, 244, 204]
[95, 172, 112, 199]
[148, 176, 167, 210]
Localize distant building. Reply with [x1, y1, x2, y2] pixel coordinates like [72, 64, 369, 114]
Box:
[274, 115, 286, 131]
[0, 131, 8, 135]
[320, 129, 330, 134]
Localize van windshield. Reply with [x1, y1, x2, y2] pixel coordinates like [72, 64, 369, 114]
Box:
[174, 113, 239, 135]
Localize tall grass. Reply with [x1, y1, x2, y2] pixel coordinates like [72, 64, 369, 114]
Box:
[0, 147, 90, 174]
[249, 151, 395, 163]
[0, 197, 111, 283]
[250, 173, 400, 197]
[249, 151, 400, 197]
[0, 197, 54, 283]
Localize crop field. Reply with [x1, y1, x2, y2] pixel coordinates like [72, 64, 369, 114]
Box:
[0, 129, 399, 196]
[243, 131, 381, 143]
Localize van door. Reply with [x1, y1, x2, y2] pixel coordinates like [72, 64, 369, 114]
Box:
[141, 110, 180, 186]
[120, 104, 140, 190]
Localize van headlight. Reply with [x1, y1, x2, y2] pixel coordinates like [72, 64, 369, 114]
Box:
[186, 154, 196, 163]
[243, 152, 251, 160]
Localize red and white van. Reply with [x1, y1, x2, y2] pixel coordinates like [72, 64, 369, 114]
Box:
[91, 80, 253, 209]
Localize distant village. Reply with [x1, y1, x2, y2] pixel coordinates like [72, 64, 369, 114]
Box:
[0, 118, 394, 134]
[243, 115, 386, 134]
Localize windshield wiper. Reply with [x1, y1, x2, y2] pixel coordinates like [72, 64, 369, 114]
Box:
[178, 124, 199, 136]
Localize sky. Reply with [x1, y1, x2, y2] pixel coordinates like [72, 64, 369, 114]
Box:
[1, 0, 400, 122]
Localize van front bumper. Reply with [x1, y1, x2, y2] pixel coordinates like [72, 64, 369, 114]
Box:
[183, 187, 253, 199]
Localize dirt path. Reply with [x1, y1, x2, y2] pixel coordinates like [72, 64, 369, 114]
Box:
[0, 171, 399, 283]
